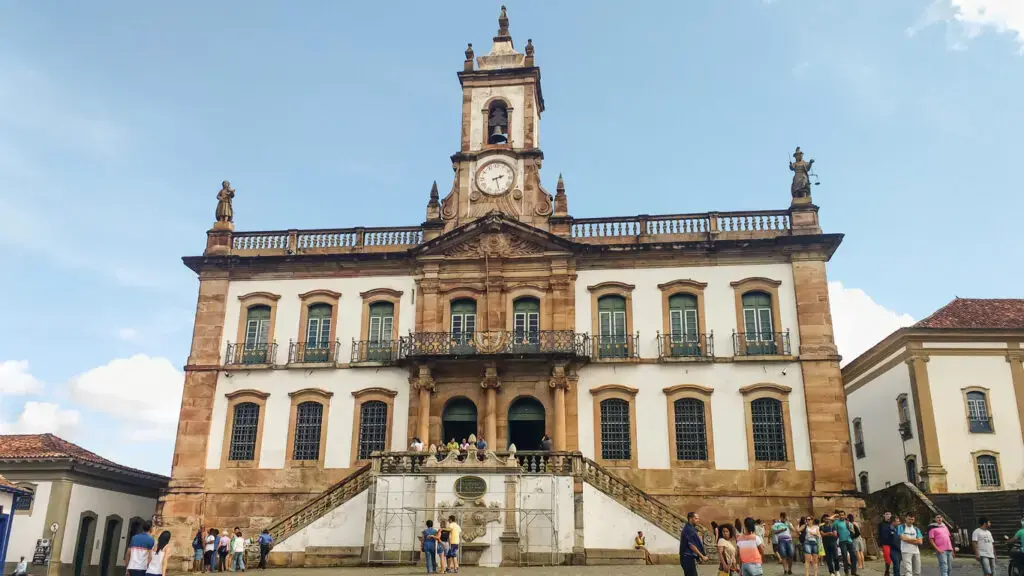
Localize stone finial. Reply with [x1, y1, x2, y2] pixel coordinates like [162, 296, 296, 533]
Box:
[553, 173, 568, 216]
[496, 5, 510, 39]
[426, 180, 441, 220]
[789, 146, 816, 205]
[468, 433, 478, 444]
[464, 43, 474, 71]
[213, 180, 235, 230]
[508, 443, 517, 456]
[428, 444, 438, 454]
[524, 39, 535, 66]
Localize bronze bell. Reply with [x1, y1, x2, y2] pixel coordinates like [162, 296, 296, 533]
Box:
[489, 125, 508, 144]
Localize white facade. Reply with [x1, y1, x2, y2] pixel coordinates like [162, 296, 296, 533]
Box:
[582, 484, 677, 554]
[846, 340, 1024, 493]
[4, 481, 51, 566]
[60, 484, 158, 565]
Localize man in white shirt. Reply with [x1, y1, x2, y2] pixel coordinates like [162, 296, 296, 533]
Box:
[899, 514, 923, 576]
[973, 517, 996, 576]
[14, 556, 28, 576]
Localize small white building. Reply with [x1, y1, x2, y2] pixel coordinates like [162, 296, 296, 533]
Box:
[0, 434, 168, 576]
[843, 298, 1024, 495]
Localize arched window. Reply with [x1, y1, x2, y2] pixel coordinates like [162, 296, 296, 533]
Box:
[229, 402, 260, 461]
[673, 398, 708, 461]
[243, 305, 272, 364]
[599, 398, 631, 461]
[668, 294, 700, 357]
[451, 299, 477, 350]
[513, 298, 540, 351]
[966, 390, 993, 433]
[304, 303, 333, 362]
[750, 397, 787, 462]
[487, 100, 509, 145]
[741, 292, 776, 354]
[859, 472, 870, 494]
[906, 456, 918, 484]
[292, 401, 324, 461]
[357, 400, 388, 459]
[597, 295, 628, 358]
[367, 301, 395, 362]
[853, 418, 865, 458]
[976, 454, 1000, 488]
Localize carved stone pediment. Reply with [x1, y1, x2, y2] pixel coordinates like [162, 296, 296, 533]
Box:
[414, 212, 573, 259]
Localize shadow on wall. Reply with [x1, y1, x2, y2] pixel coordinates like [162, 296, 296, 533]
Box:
[863, 482, 957, 554]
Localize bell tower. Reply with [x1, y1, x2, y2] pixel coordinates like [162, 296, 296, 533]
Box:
[433, 6, 554, 233]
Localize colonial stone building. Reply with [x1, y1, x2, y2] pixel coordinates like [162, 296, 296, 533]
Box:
[160, 7, 858, 568]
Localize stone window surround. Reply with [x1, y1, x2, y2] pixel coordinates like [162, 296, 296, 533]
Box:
[858, 471, 870, 493]
[905, 454, 918, 482]
[504, 285, 548, 331]
[221, 389, 270, 469]
[971, 449, 1002, 490]
[729, 277, 783, 348]
[234, 292, 281, 358]
[480, 96, 514, 149]
[662, 384, 715, 469]
[284, 388, 334, 467]
[359, 288, 404, 342]
[961, 386, 995, 434]
[13, 481, 37, 515]
[587, 282, 636, 360]
[350, 387, 398, 466]
[296, 289, 341, 345]
[895, 393, 914, 437]
[590, 384, 639, 469]
[441, 288, 486, 332]
[657, 279, 709, 341]
[740, 382, 795, 470]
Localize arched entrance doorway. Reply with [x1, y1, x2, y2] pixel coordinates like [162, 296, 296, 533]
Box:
[98, 516, 122, 576]
[73, 513, 97, 576]
[508, 397, 545, 450]
[442, 397, 478, 444]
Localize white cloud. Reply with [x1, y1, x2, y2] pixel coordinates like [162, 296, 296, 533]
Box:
[68, 355, 184, 442]
[908, 0, 1024, 52]
[0, 401, 80, 436]
[829, 281, 915, 365]
[0, 360, 44, 395]
[118, 328, 140, 342]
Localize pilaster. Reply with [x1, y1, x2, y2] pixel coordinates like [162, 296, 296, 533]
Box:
[1007, 343, 1024, 443]
[43, 479, 73, 576]
[905, 345, 947, 493]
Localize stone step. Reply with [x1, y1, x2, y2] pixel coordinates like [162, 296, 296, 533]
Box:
[585, 548, 647, 565]
[303, 546, 363, 568]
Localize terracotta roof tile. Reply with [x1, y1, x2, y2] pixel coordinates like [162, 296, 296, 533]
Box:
[0, 433, 167, 480]
[913, 298, 1024, 330]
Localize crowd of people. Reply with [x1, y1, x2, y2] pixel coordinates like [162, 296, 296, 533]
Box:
[419, 515, 464, 574]
[189, 525, 274, 573]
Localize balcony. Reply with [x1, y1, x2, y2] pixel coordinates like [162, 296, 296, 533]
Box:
[225, 342, 277, 366]
[854, 442, 865, 459]
[898, 421, 914, 440]
[288, 341, 339, 365]
[593, 333, 639, 361]
[398, 331, 591, 360]
[732, 331, 791, 357]
[969, 417, 994, 434]
[351, 340, 399, 364]
[657, 333, 714, 360]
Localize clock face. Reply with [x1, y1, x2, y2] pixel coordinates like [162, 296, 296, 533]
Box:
[475, 161, 515, 195]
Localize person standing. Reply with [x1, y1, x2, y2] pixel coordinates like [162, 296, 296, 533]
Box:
[204, 528, 217, 573]
[878, 513, 895, 576]
[718, 525, 739, 576]
[849, 515, 865, 570]
[737, 517, 766, 576]
[820, 515, 839, 576]
[446, 515, 462, 573]
[421, 519, 438, 574]
[927, 515, 954, 576]
[833, 513, 857, 576]
[126, 521, 156, 576]
[217, 529, 230, 572]
[898, 513, 923, 576]
[774, 513, 796, 575]
[889, 516, 902, 576]
[146, 531, 172, 576]
[13, 556, 28, 576]
[972, 517, 996, 576]
[680, 512, 708, 576]
[437, 520, 450, 574]
[802, 517, 821, 576]
[231, 528, 246, 572]
[256, 530, 272, 570]
[192, 527, 206, 574]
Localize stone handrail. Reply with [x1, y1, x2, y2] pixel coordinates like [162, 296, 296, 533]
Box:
[231, 226, 423, 255]
[259, 462, 373, 546]
[576, 456, 686, 539]
[572, 209, 791, 243]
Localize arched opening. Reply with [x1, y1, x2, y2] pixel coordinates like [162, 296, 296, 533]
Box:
[487, 100, 509, 144]
[73, 513, 97, 576]
[508, 396, 546, 450]
[98, 516, 122, 576]
[442, 397, 478, 445]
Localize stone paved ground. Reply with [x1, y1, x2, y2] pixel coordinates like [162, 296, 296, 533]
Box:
[244, 556, 1018, 576]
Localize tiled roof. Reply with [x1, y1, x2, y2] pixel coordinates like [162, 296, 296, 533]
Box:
[0, 433, 168, 481]
[913, 298, 1024, 330]
[0, 472, 19, 491]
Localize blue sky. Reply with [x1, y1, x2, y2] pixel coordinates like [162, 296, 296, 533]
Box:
[1, 1, 1021, 474]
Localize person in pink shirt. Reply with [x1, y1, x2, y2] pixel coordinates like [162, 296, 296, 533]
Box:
[927, 515, 955, 576]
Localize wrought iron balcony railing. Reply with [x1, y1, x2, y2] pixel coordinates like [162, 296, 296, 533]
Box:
[731, 331, 791, 356]
[854, 441, 865, 459]
[968, 417, 994, 434]
[898, 421, 914, 440]
[288, 341, 340, 364]
[398, 331, 591, 359]
[225, 342, 278, 366]
[593, 333, 639, 361]
[656, 332, 714, 359]
[351, 340, 399, 364]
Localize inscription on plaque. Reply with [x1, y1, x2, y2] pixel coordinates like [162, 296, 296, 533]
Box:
[454, 476, 487, 499]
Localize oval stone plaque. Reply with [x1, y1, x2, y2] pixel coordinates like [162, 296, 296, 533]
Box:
[454, 475, 487, 499]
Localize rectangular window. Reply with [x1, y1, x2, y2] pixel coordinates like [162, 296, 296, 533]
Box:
[514, 312, 539, 342]
[245, 319, 268, 348]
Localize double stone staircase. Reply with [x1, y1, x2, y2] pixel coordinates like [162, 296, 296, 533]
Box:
[254, 451, 690, 566]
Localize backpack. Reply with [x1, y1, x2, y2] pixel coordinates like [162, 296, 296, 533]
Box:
[193, 533, 203, 550]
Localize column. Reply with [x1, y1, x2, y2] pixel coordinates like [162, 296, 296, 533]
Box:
[906, 347, 948, 493]
[482, 362, 500, 445]
[411, 364, 434, 445]
[549, 363, 571, 451]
